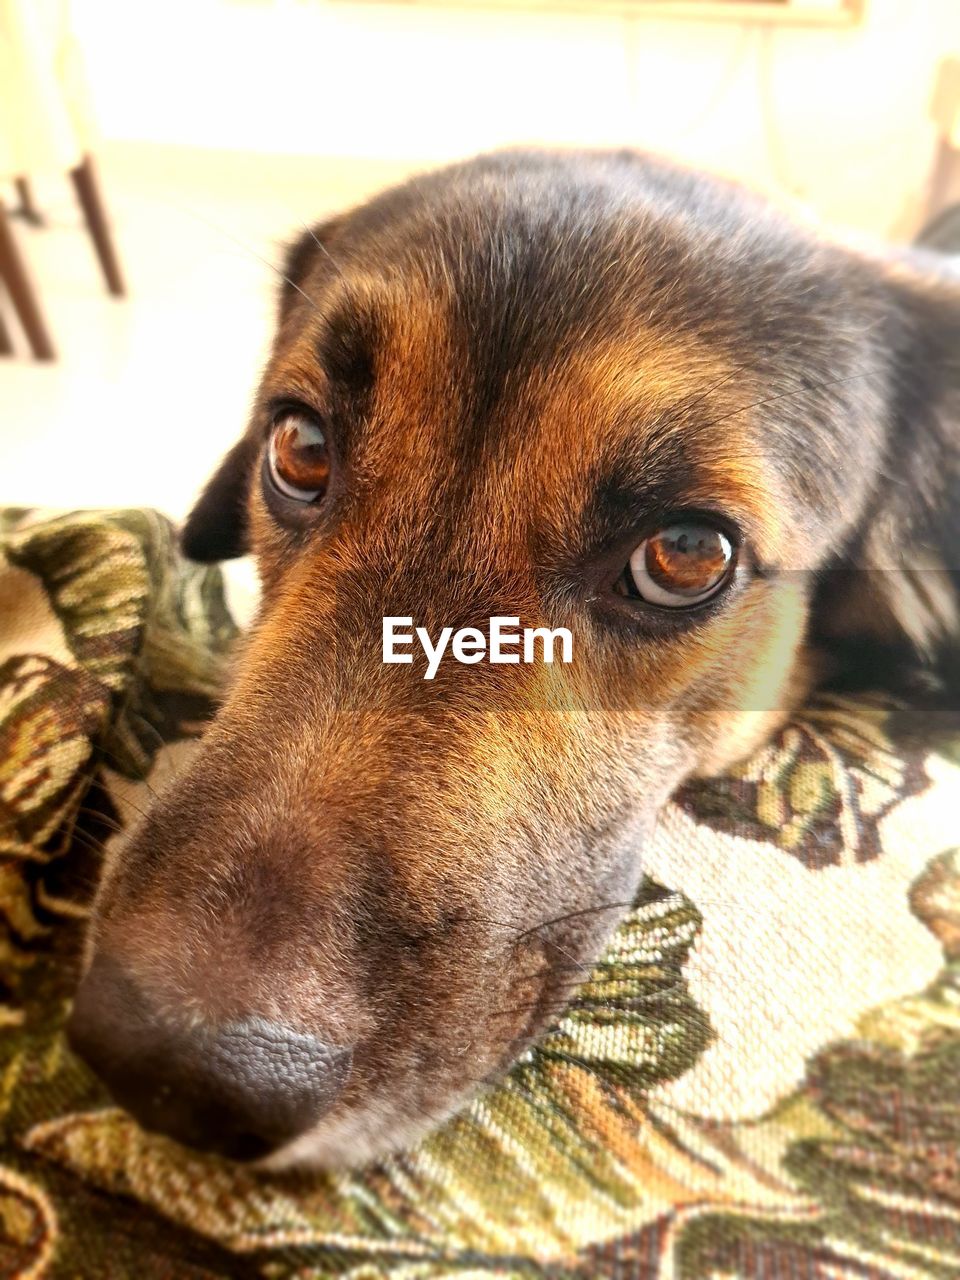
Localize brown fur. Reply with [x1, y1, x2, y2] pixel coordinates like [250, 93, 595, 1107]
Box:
[75, 150, 960, 1167]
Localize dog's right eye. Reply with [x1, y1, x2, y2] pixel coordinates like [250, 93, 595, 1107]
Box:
[267, 416, 330, 502]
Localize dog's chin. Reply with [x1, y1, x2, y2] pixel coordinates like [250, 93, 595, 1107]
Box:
[258, 1092, 474, 1172]
[258, 1022, 548, 1171]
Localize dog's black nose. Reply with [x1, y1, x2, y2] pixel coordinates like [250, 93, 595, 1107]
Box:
[67, 955, 351, 1161]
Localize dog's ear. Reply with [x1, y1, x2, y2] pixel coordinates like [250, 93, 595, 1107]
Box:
[180, 434, 260, 562]
[181, 219, 346, 563]
[812, 251, 960, 686]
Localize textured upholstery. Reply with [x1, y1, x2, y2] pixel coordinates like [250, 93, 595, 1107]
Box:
[1, 506, 959, 1278]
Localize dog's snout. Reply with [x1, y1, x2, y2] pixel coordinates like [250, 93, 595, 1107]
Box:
[67, 955, 352, 1161]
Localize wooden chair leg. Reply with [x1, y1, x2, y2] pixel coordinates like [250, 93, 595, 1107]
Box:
[0, 299, 13, 356]
[69, 154, 126, 297]
[13, 176, 45, 227]
[0, 201, 56, 360]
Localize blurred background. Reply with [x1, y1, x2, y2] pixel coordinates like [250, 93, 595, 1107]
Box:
[2, 0, 960, 610]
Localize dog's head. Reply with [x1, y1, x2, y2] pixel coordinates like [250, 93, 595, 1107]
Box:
[68, 151, 960, 1167]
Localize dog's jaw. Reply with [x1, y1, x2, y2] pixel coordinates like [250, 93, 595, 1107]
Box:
[261, 1093, 470, 1170]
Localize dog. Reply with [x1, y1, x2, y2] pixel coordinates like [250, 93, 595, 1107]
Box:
[67, 149, 960, 1168]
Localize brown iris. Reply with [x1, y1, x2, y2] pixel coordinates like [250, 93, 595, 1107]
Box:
[268, 416, 330, 501]
[625, 522, 734, 607]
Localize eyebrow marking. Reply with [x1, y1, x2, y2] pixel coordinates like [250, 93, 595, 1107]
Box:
[317, 303, 379, 398]
[585, 452, 700, 551]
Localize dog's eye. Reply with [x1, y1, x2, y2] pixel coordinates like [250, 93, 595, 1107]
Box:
[619, 522, 735, 607]
[268, 416, 330, 502]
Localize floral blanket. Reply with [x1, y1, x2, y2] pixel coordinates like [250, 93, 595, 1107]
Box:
[1, 506, 960, 1279]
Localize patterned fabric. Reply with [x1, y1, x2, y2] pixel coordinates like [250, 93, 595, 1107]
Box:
[1, 507, 959, 1279]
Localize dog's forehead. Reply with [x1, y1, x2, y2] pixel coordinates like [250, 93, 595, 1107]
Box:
[289, 151, 837, 367]
[266, 155, 873, 563]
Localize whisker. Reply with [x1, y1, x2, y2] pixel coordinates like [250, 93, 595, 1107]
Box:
[514, 898, 636, 943]
[390, 966, 697, 1138]
[72, 806, 127, 838]
[505, 965, 688, 1008]
[707, 368, 876, 431]
[298, 219, 345, 283]
[90, 743, 163, 804]
[153, 196, 323, 312]
[448, 911, 528, 937]
[60, 824, 108, 855]
[677, 359, 761, 423]
[80, 779, 155, 827]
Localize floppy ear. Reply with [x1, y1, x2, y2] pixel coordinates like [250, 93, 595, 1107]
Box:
[812, 250, 960, 688]
[180, 435, 260, 562]
[181, 218, 347, 563]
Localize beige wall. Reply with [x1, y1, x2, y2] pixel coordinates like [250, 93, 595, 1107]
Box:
[72, 0, 960, 238]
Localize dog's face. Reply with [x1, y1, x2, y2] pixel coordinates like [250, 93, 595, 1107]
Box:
[68, 152, 960, 1167]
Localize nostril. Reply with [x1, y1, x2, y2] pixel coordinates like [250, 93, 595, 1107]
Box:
[67, 955, 353, 1160]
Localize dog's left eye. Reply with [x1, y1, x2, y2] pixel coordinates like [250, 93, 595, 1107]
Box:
[618, 521, 735, 608]
[268, 416, 330, 501]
